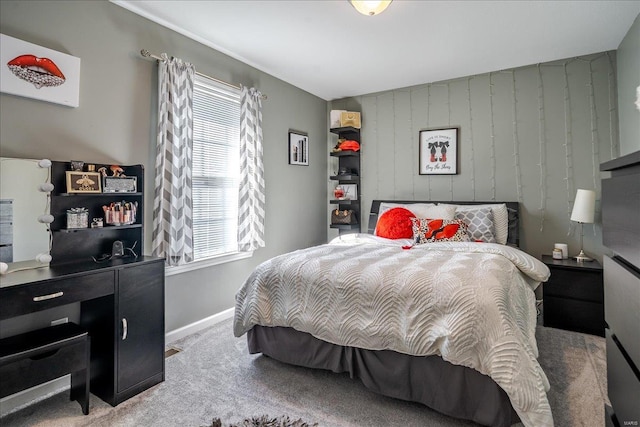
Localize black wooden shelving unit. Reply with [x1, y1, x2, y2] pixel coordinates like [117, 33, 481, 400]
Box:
[330, 126, 361, 234]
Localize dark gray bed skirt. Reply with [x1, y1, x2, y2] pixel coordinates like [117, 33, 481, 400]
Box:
[247, 325, 519, 427]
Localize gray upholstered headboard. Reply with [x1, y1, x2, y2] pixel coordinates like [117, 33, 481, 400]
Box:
[367, 200, 520, 247]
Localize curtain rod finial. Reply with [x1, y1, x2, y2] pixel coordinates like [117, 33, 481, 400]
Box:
[140, 49, 150, 58]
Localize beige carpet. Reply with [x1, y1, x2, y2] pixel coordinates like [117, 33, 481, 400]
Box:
[0, 318, 607, 427]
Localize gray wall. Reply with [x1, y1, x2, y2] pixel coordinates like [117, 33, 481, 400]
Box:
[0, 0, 328, 333]
[617, 13, 640, 156]
[330, 53, 620, 261]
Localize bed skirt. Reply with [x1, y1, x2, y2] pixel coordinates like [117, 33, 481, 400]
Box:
[247, 325, 519, 427]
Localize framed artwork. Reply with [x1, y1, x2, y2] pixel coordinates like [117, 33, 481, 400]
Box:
[0, 33, 81, 107]
[103, 176, 137, 193]
[66, 171, 102, 193]
[288, 130, 309, 166]
[419, 127, 459, 175]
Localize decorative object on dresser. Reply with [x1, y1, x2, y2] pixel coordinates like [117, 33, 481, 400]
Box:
[570, 189, 596, 262]
[329, 125, 361, 234]
[600, 150, 640, 427]
[541, 255, 604, 337]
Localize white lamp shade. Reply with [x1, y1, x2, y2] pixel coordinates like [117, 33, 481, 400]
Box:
[349, 0, 392, 16]
[570, 189, 596, 223]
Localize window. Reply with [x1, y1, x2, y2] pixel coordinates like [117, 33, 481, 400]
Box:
[191, 75, 241, 261]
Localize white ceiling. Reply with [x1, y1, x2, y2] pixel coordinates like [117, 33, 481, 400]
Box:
[113, 1, 640, 101]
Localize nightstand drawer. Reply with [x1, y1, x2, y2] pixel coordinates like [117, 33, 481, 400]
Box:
[544, 268, 603, 302]
[543, 295, 604, 336]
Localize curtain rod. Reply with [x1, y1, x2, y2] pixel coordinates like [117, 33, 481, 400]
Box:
[140, 49, 267, 100]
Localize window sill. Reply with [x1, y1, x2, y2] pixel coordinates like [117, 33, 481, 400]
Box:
[165, 251, 253, 277]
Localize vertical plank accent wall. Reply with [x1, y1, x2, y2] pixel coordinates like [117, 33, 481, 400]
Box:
[329, 52, 618, 260]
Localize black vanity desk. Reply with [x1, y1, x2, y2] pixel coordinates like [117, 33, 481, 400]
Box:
[0, 256, 165, 406]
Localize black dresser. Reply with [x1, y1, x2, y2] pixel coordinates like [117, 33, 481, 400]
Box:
[600, 150, 640, 427]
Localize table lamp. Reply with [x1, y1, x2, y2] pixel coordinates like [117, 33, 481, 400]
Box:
[570, 189, 596, 262]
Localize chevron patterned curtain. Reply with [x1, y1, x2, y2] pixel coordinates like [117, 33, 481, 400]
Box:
[151, 54, 195, 266]
[238, 86, 266, 252]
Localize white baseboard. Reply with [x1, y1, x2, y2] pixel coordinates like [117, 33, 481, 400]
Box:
[0, 308, 234, 417]
[165, 307, 234, 345]
[0, 375, 69, 417]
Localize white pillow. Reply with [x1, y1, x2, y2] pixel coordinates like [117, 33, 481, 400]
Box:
[378, 202, 456, 220]
[440, 203, 508, 245]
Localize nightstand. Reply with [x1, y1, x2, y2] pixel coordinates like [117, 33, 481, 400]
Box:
[541, 255, 604, 336]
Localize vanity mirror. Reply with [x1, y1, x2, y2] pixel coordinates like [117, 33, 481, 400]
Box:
[0, 157, 53, 272]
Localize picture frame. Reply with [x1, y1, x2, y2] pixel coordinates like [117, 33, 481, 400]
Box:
[66, 171, 102, 193]
[288, 130, 309, 166]
[103, 176, 137, 193]
[342, 184, 358, 200]
[0, 33, 81, 108]
[419, 127, 459, 175]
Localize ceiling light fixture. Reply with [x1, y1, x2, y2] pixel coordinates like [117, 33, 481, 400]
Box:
[349, 0, 392, 16]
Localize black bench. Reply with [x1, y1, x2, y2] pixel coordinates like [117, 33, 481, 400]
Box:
[0, 322, 90, 415]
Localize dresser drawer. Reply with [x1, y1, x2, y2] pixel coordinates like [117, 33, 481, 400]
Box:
[604, 256, 640, 367]
[544, 267, 603, 302]
[0, 271, 114, 320]
[606, 330, 640, 426]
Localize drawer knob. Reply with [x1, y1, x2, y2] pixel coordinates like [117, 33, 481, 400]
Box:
[33, 291, 64, 302]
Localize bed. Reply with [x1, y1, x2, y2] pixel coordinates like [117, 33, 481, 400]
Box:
[234, 200, 552, 427]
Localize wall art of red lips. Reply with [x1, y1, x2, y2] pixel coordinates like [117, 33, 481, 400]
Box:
[7, 54, 66, 89]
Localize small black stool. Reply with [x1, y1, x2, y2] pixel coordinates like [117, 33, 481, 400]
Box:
[0, 322, 91, 415]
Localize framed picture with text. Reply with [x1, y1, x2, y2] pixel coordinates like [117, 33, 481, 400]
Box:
[419, 127, 459, 175]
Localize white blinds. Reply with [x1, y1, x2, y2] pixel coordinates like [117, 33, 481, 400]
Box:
[192, 75, 241, 260]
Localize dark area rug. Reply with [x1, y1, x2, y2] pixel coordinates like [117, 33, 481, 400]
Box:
[208, 415, 318, 427]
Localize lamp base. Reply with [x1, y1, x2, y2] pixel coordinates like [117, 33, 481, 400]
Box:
[574, 249, 593, 262]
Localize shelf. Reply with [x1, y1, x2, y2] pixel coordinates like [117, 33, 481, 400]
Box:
[330, 126, 360, 136]
[54, 192, 143, 197]
[330, 151, 359, 158]
[330, 175, 359, 181]
[330, 199, 359, 205]
[55, 224, 142, 233]
[330, 223, 360, 230]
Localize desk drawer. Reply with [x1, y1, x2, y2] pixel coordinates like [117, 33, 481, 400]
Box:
[0, 271, 114, 320]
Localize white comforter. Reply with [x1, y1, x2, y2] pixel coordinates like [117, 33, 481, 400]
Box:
[234, 234, 553, 426]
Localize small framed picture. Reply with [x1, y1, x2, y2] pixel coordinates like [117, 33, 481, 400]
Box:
[103, 176, 137, 193]
[342, 184, 358, 200]
[419, 127, 459, 175]
[288, 130, 309, 166]
[66, 171, 102, 193]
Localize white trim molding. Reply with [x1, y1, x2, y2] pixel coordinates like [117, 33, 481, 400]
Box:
[165, 307, 235, 344]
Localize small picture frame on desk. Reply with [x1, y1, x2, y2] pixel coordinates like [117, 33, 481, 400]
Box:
[103, 176, 137, 193]
[66, 171, 102, 193]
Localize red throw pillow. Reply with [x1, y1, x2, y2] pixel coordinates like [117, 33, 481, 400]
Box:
[375, 207, 416, 239]
[411, 218, 470, 244]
